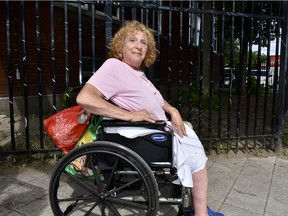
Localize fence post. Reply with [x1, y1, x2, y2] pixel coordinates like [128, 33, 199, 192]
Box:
[275, 1, 288, 154]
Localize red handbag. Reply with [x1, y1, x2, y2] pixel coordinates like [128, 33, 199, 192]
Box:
[43, 105, 92, 153]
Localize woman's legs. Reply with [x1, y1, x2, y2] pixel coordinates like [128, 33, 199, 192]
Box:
[191, 167, 208, 216]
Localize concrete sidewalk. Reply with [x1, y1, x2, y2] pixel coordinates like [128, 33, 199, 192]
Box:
[0, 155, 287, 216]
[206, 156, 288, 216]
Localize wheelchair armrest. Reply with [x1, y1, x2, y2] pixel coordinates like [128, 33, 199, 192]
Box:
[100, 119, 167, 129]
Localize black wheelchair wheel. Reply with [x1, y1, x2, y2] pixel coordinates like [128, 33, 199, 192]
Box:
[49, 141, 159, 216]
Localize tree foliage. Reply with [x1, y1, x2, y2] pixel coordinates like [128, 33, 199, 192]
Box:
[219, 1, 281, 46]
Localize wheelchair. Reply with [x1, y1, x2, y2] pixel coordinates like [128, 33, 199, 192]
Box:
[49, 118, 192, 215]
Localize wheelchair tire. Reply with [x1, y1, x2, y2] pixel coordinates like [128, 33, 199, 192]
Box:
[49, 141, 159, 216]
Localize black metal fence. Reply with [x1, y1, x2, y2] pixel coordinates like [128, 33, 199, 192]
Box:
[1, 0, 288, 157]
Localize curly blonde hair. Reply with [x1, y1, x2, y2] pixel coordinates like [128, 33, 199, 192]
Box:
[108, 20, 157, 70]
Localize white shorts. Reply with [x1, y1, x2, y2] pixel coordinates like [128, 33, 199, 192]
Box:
[170, 122, 208, 187]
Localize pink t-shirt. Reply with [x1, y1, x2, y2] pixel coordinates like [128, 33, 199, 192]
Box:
[87, 58, 167, 120]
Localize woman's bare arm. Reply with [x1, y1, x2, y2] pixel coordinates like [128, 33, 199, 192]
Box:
[163, 100, 187, 137]
[76, 83, 155, 123]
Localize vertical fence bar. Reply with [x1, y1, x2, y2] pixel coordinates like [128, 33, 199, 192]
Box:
[50, 1, 57, 113]
[91, 3, 96, 73]
[64, 2, 70, 107]
[198, 2, 204, 136]
[208, 1, 215, 153]
[262, 3, 272, 149]
[218, 2, 225, 152]
[245, 1, 254, 151]
[272, 16, 281, 134]
[155, 2, 161, 89]
[276, 0, 288, 153]
[105, 0, 113, 56]
[254, 2, 264, 150]
[188, 0, 195, 123]
[227, 1, 235, 150]
[143, 1, 149, 25]
[236, 1, 245, 152]
[131, 3, 136, 20]
[178, 2, 183, 112]
[21, 0, 30, 151]
[119, 2, 125, 24]
[5, 0, 16, 152]
[78, 1, 83, 86]
[167, 2, 172, 104]
[35, 0, 44, 149]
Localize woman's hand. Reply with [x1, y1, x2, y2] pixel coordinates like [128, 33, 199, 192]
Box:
[169, 108, 187, 137]
[130, 109, 156, 123]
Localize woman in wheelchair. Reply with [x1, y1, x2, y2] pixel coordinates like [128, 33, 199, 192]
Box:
[76, 20, 223, 216]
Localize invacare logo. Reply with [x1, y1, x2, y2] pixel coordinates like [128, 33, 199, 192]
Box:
[151, 134, 167, 142]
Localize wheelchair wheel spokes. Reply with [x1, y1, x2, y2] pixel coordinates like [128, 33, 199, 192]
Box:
[54, 171, 102, 215]
[49, 141, 159, 216]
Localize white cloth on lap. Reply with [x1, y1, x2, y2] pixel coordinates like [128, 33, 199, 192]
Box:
[104, 121, 208, 188]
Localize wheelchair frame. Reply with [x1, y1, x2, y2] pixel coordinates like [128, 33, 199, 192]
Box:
[49, 119, 191, 215]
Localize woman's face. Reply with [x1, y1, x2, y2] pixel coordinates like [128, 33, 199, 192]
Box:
[122, 30, 148, 70]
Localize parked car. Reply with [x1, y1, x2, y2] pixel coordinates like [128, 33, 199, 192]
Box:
[251, 69, 274, 87]
[223, 67, 236, 88]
